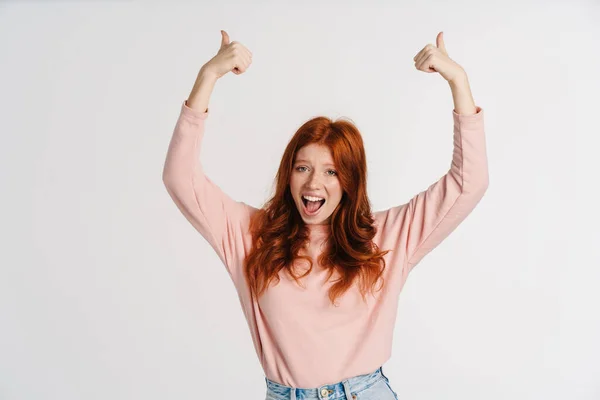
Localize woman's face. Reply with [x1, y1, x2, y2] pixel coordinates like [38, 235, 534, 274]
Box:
[290, 143, 343, 225]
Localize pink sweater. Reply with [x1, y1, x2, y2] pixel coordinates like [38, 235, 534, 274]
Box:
[162, 100, 488, 388]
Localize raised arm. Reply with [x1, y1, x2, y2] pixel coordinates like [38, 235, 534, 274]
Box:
[375, 32, 489, 273]
[405, 103, 487, 271]
[162, 31, 255, 279]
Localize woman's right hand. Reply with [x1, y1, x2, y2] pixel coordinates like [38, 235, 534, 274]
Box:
[204, 30, 253, 79]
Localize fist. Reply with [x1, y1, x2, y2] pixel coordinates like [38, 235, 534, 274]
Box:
[205, 30, 253, 79]
[413, 32, 464, 82]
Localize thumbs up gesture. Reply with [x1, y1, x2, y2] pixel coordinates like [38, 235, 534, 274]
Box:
[205, 30, 253, 79]
[413, 32, 465, 83]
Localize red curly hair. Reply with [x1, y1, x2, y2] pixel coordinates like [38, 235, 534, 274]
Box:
[244, 115, 391, 306]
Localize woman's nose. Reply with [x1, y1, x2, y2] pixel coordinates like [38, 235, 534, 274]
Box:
[307, 173, 321, 187]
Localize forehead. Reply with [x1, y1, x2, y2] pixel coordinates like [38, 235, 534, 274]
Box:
[294, 143, 334, 163]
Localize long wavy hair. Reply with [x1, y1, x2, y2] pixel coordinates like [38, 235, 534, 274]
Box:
[244, 115, 391, 306]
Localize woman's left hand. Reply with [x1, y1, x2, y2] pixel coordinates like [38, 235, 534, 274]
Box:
[413, 32, 465, 83]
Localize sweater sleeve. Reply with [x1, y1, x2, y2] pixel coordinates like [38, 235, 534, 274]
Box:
[162, 100, 256, 279]
[375, 106, 489, 273]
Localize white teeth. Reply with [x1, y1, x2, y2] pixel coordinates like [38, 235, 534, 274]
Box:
[303, 195, 324, 202]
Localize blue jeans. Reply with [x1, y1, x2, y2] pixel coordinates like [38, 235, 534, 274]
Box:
[265, 366, 399, 400]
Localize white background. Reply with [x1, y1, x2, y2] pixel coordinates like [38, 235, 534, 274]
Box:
[1, 1, 598, 399]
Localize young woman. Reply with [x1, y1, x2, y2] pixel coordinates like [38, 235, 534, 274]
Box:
[162, 30, 488, 400]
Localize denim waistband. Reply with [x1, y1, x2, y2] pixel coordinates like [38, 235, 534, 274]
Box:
[265, 366, 385, 400]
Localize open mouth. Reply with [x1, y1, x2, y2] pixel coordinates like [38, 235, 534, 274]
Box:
[302, 196, 326, 215]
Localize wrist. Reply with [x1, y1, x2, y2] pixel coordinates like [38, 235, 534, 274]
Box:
[448, 70, 468, 87]
[199, 64, 219, 82]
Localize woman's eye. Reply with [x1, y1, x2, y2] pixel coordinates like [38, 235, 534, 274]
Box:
[295, 166, 336, 176]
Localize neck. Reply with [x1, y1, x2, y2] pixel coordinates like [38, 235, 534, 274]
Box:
[306, 222, 330, 235]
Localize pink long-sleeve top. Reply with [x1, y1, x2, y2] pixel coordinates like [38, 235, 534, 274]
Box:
[162, 100, 488, 389]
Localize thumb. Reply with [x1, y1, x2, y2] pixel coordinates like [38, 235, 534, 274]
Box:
[436, 31, 447, 55]
[220, 30, 230, 48]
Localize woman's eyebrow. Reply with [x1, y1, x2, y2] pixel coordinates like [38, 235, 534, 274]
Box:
[294, 159, 336, 167]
